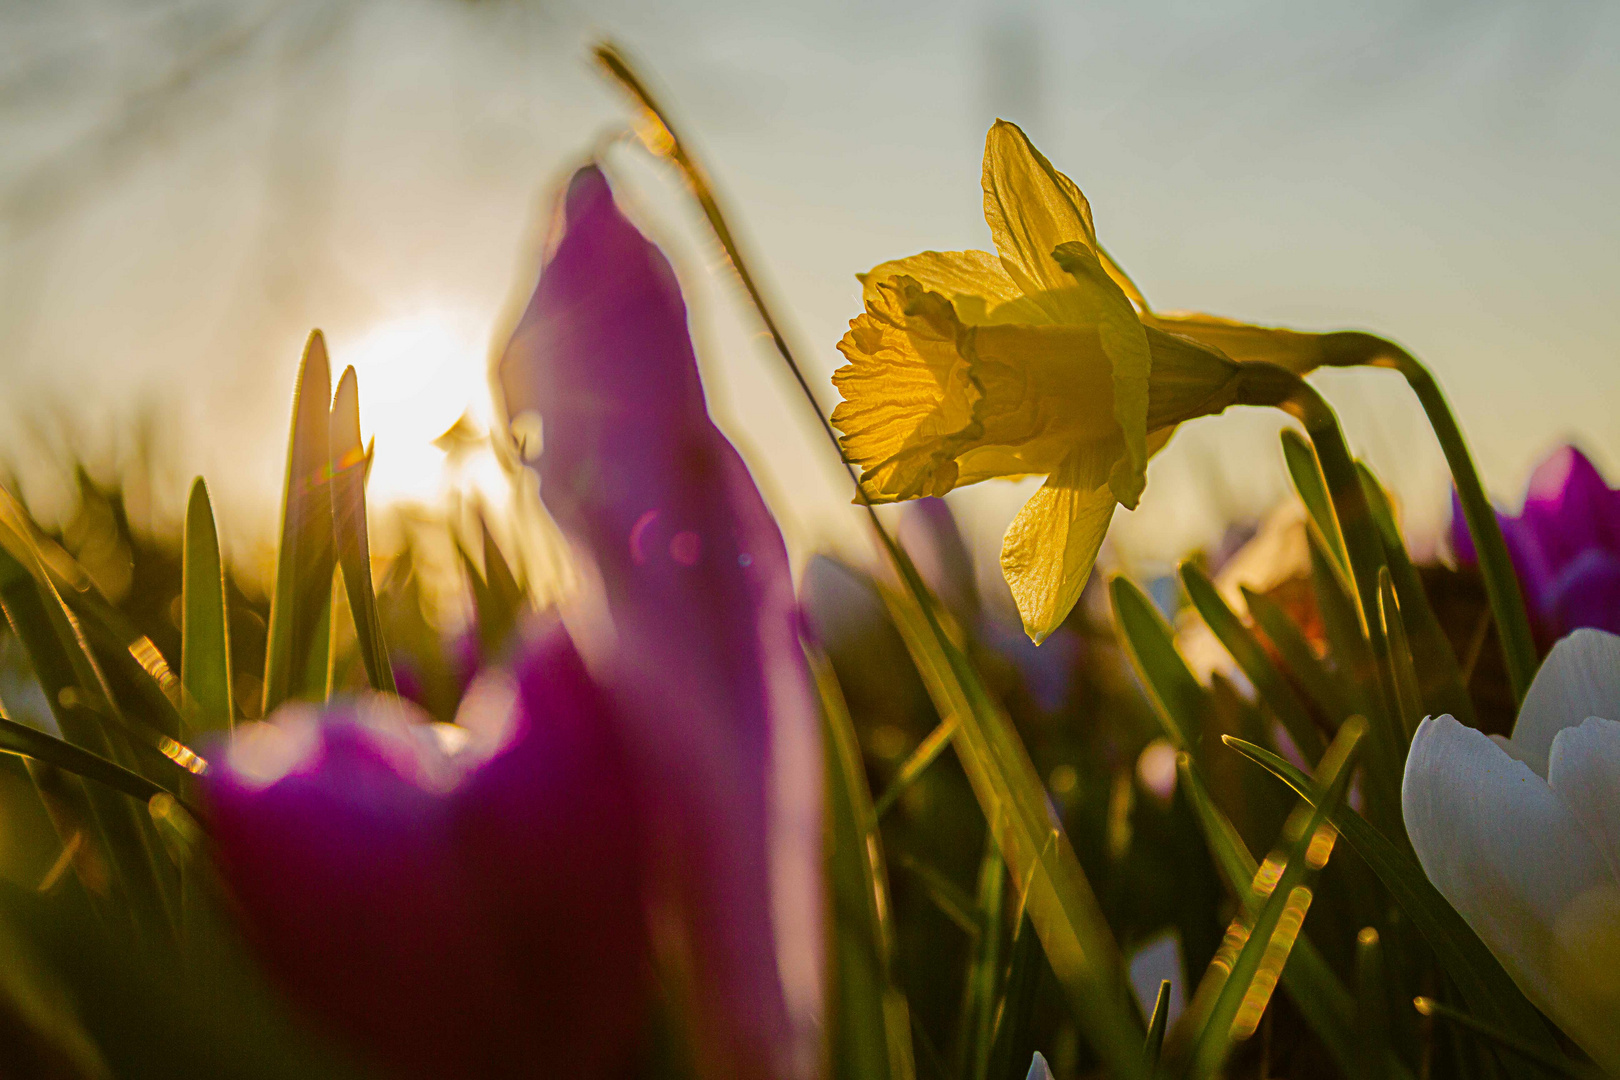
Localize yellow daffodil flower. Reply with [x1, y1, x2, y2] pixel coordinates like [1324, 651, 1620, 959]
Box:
[834, 120, 1286, 642]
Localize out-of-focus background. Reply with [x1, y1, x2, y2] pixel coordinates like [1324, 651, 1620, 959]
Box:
[3, 0, 1617, 600]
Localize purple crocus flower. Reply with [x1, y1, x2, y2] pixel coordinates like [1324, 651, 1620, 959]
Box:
[1452, 445, 1620, 640]
[206, 165, 822, 1080]
[208, 625, 648, 1079]
[497, 165, 823, 1080]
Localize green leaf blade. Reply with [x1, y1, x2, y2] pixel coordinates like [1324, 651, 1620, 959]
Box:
[882, 571, 1146, 1079]
[1223, 736, 1569, 1079]
[1357, 461, 1476, 727]
[182, 478, 233, 733]
[1184, 719, 1364, 1079]
[1179, 562, 1325, 766]
[814, 647, 915, 1080]
[263, 331, 337, 713]
[329, 368, 395, 696]
[1109, 575, 1206, 757]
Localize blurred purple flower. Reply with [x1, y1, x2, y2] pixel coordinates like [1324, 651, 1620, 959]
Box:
[206, 164, 821, 1080]
[497, 166, 823, 1080]
[898, 497, 979, 627]
[1452, 445, 1620, 640]
[207, 625, 648, 1080]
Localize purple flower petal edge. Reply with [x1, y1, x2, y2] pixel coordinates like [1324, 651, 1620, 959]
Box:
[205, 624, 648, 1080]
[497, 166, 823, 1080]
[1450, 445, 1620, 640]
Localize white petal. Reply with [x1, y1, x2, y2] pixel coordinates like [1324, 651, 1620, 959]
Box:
[1511, 629, 1620, 777]
[1402, 715, 1611, 1046]
[1549, 717, 1620, 882]
[1025, 1052, 1053, 1080]
[1548, 882, 1620, 1075]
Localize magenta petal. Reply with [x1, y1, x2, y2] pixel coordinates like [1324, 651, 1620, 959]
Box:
[205, 626, 647, 1080]
[1519, 446, 1609, 572]
[1544, 548, 1620, 637]
[498, 166, 822, 1080]
[1449, 446, 1620, 640]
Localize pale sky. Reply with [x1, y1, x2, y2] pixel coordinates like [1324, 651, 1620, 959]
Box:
[3, 0, 1616, 592]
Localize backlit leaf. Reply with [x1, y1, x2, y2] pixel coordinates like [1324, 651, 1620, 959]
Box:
[181, 478, 233, 733]
[1224, 737, 1568, 1079]
[262, 331, 336, 713]
[814, 646, 915, 1080]
[329, 368, 395, 695]
[882, 572, 1147, 1078]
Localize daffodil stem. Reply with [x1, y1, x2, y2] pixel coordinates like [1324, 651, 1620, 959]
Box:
[1239, 364, 1409, 819]
[1379, 354, 1537, 707]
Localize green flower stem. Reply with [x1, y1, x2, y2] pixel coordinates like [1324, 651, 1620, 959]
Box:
[1381, 351, 1536, 707]
[1238, 364, 1408, 824]
[1237, 366, 1386, 635]
[1320, 332, 1538, 706]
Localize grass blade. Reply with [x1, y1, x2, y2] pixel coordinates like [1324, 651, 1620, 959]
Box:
[1241, 586, 1351, 725]
[1281, 429, 1349, 579]
[814, 646, 916, 1080]
[882, 579, 1147, 1078]
[1223, 737, 1569, 1078]
[1377, 569, 1423, 742]
[1355, 928, 1389, 1080]
[989, 914, 1042, 1080]
[0, 545, 176, 938]
[1182, 718, 1364, 1079]
[1305, 533, 1404, 830]
[262, 330, 336, 713]
[329, 368, 395, 695]
[0, 714, 188, 815]
[896, 855, 980, 939]
[1179, 563, 1325, 766]
[182, 478, 233, 733]
[1173, 754, 1375, 1079]
[1357, 461, 1476, 727]
[964, 843, 1005, 1080]
[599, 40, 1135, 1075]
[460, 511, 527, 659]
[1143, 979, 1171, 1070]
[874, 716, 957, 820]
[1412, 998, 1602, 1080]
[1110, 576, 1207, 757]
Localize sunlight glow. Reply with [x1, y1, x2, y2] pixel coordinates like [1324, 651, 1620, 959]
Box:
[339, 310, 497, 505]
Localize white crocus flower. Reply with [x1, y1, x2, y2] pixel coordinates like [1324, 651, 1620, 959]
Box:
[1403, 628, 1620, 1074]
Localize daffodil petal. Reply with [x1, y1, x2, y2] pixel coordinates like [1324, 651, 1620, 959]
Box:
[1000, 444, 1118, 643]
[979, 122, 1152, 505]
[982, 120, 1097, 304]
[859, 250, 1025, 325]
[1052, 241, 1152, 508]
[1403, 714, 1612, 1059]
[1549, 716, 1620, 881]
[1511, 628, 1620, 777]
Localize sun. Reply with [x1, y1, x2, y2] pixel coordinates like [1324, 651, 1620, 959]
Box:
[336, 310, 498, 505]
